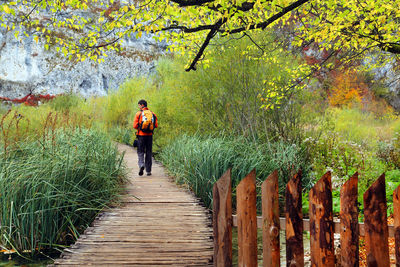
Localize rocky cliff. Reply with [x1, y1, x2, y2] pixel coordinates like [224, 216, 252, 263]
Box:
[0, 27, 166, 99]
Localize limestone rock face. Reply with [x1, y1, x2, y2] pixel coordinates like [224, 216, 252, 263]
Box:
[0, 27, 165, 99]
[371, 59, 400, 110]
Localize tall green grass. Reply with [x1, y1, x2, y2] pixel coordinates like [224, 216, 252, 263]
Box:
[0, 128, 125, 256]
[159, 135, 313, 210]
[326, 108, 399, 146]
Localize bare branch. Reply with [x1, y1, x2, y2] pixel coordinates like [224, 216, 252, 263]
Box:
[23, 4, 38, 22]
[170, 0, 215, 7]
[210, 33, 247, 46]
[243, 32, 265, 56]
[84, 37, 121, 49]
[160, 24, 216, 33]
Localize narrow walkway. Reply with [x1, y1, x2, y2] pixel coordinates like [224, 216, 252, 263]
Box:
[53, 144, 214, 266]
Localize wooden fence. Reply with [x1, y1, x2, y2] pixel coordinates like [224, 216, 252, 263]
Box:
[213, 169, 400, 267]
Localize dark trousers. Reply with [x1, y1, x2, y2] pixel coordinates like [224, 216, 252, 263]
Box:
[137, 135, 153, 173]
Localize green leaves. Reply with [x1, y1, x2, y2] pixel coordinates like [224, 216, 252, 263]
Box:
[295, 0, 400, 59]
[0, 0, 398, 77]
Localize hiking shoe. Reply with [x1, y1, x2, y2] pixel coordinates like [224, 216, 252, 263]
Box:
[139, 167, 144, 176]
[147, 172, 152, 176]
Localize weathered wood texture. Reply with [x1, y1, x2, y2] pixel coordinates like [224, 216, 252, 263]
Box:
[224, 170, 395, 266]
[232, 215, 397, 237]
[394, 185, 400, 267]
[309, 171, 335, 267]
[52, 144, 213, 266]
[285, 170, 304, 267]
[363, 173, 390, 267]
[236, 169, 258, 267]
[261, 170, 280, 267]
[215, 169, 395, 266]
[340, 172, 359, 267]
[213, 169, 232, 267]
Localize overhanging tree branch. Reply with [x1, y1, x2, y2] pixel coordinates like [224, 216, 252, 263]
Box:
[160, 1, 257, 33]
[206, 2, 256, 13]
[383, 43, 400, 54]
[221, 0, 310, 35]
[183, 0, 310, 71]
[341, 28, 400, 55]
[186, 18, 225, 71]
[170, 0, 215, 7]
[160, 24, 216, 33]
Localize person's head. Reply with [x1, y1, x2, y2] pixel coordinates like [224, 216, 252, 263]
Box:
[138, 99, 147, 109]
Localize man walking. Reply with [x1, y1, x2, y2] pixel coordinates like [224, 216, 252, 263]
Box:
[133, 99, 158, 176]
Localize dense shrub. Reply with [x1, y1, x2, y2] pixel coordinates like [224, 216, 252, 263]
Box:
[0, 128, 125, 255]
[305, 108, 399, 176]
[47, 93, 83, 112]
[304, 107, 400, 213]
[97, 32, 311, 148]
[377, 132, 400, 169]
[159, 135, 313, 210]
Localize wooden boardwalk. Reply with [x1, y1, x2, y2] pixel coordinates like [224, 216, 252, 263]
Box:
[52, 144, 213, 266]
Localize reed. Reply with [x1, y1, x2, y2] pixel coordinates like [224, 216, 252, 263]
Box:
[159, 135, 312, 209]
[0, 127, 126, 256]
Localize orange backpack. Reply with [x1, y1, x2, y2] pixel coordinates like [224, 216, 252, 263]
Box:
[139, 110, 155, 133]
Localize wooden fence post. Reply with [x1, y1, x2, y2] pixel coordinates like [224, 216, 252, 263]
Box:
[309, 171, 335, 267]
[237, 169, 258, 267]
[261, 170, 280, 267]
[213, 169, 232, 267]
[340, 172, 359, 267]
[363, 174, 389, 267]
[394, 185, 400, 267]
[286, 170, 304, 267]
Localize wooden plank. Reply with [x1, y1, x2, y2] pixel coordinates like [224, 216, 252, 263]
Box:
[53, 144, 213, 266]
[309, 171, 335, 267]
[212, 169, 232, 267]
[56, 264, 212, 267]
[394, 185, 400, 267]
[236, 169, 258, 267]
[55, 261, 212, 266]
[73, 242, 213, 249]
[62, 247, 213, 253]
[340, 172, 359, 267]
[363, 173, 390, 267]
[285, 169, 304, 267]
[83, 228, 212, 233]
[261, 170, 280, 267]
[59, 254, 213, 259]
[57, 260, 212, 265]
